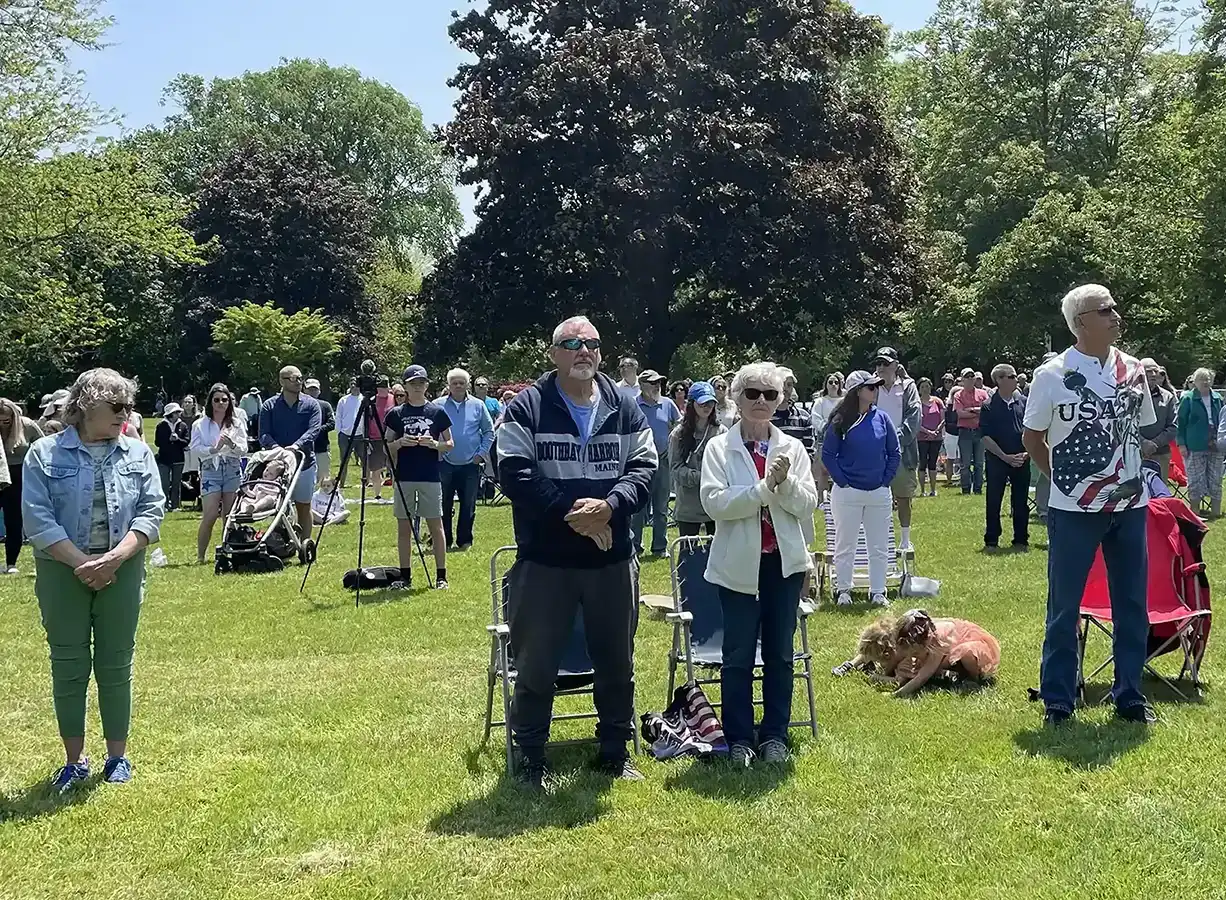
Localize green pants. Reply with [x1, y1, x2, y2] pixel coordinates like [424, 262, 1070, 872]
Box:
[34, 554, 146, 741]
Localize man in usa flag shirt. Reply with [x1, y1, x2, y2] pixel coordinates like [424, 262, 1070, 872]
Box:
[1023, 284, 1158, 727]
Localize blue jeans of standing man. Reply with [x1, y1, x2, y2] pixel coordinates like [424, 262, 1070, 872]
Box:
[959, 428, 985, 493]
[439, 460, 481, 548]
[1041, 506, 1149, 715]
[631, 452, 671, 555]
[718, 552, 804, 748]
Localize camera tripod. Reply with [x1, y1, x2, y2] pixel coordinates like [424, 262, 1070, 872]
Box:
[300, 388, 432, 605]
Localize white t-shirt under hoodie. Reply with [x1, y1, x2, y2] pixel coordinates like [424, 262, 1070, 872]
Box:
[1023, 346, 1157, 514]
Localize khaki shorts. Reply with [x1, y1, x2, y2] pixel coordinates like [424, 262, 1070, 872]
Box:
[891, 465, 919, 499]
[392, 481, 443, 520]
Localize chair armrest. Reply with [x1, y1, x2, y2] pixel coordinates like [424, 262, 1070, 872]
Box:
[799, 599, 815, 617]
[486, 623, 510, 636]
[1183, 563, 1206, 576]
[665, 611, 693, 624]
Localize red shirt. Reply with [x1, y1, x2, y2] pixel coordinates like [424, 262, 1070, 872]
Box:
[746, 441, 778, 554]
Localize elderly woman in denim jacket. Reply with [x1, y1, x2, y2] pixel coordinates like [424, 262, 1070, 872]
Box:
[22, 368, 165, 793]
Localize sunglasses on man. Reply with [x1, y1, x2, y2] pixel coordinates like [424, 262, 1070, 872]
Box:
[555, 338, 602, 351]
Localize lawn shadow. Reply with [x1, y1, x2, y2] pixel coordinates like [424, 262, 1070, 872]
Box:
[978, 544, 1031, 556]
[663, 756, 794, 800]
[302, 584, 430, 612]
[1013, 719, 1150, 770]
[0, 776, 100, 823]
[1080, 675, 1207, 707]
[429, 753, 613, 838]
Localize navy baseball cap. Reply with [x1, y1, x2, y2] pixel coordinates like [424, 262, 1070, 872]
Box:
[403, 364, 428, 382]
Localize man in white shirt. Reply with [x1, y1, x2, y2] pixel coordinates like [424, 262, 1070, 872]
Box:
[334, 379, 362, 489]
[615, 356, 641, 401]
[1023, 284, 1158, 727]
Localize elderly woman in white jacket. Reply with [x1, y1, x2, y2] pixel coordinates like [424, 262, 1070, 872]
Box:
[700, 362, 819, 767]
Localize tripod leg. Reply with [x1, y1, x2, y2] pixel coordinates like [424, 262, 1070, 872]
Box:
[300, 415, 364, 594]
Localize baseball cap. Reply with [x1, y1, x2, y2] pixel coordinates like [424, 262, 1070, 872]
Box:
[844, 370, 884, 392]
[873, 346, 900, 365]
[688, 381, 716, 404]
[638, 369, 667, 384]
[960, 367, 975, 378]
[304, 378, 320, 390]
[403, 364, 428, 382]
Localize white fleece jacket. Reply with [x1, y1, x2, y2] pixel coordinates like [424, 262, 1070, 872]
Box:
[699, 422, 818, 595]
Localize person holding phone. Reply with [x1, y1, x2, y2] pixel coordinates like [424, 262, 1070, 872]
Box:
[383, 365, 455, 590]
[191, 383, 249, 564]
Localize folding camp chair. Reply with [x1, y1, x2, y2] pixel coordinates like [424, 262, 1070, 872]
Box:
[813, 505, 914, 601]
[664, 536, 818, 737]
[1078, 497, 1212, 702]
[482, 546, 640, 771]
[1169, 442, 1190, 503]
[478, 469, 506, 506]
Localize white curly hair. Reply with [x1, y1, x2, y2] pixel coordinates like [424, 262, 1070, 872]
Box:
[62, 368, 137, 428]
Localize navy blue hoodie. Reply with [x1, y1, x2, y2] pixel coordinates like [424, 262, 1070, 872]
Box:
[496, 371, 658, 568]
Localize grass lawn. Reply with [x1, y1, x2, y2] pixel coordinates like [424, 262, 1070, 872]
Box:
[2, 477, 1225, 899]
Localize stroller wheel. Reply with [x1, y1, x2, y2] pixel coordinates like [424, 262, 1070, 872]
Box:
[300, 539, 317, 564]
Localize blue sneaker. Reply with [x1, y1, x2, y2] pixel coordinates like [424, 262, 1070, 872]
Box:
[51, 758, 90, 794]
[103, 756, 133, 784]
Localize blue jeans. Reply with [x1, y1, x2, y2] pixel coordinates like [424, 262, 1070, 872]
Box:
[959, 429, 985, 492]
[718, 552, 804, 747]
[631, 452, 671, 555]
[439, 461, 481, 548]
[1041, 506, 1149, 714]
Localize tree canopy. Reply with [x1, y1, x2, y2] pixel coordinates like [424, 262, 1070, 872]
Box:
[417, 0, 923, 372]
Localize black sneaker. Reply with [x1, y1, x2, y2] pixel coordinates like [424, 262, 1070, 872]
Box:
[1043, 708, 1072, 728]
[1116, 703, 1157, 725]
[595, 754, 644, 781]
[515, 757, 552, 790]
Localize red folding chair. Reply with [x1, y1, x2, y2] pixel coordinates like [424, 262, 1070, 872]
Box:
[1078, 497, 1211, 701]
[1169, 442, 1190, 503]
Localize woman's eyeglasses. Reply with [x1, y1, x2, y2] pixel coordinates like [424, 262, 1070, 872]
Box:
[213, 396, 230, 404]
[743, 388, 779, 401]
[109, 402, 134, 414]
[555, 338, 602, 351]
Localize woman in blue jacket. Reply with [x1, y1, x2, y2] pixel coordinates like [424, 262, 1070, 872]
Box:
[820, 370, 900, 607]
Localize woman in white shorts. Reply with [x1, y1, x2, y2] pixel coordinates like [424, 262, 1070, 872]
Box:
[942, 382, 961, 486]
[191, 383, 248, 564]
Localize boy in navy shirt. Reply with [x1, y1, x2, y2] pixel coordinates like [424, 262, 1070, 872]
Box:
[384, 365, 454, 589]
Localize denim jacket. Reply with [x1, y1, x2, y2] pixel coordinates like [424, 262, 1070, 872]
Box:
[22, 426, 165, 559]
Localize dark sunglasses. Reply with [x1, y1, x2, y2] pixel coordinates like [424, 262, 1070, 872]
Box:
[555, 338, 602, 351]
[212, 395, 230, 403]
[743, 388, 780, 401]
[109, 402, 134, 414]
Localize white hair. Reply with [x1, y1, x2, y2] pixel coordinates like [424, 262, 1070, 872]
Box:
[551, 315, 596, 343]
[446, 368, 470, 385]
[730, 362, 786, 403]
[990, 363, 1016, 385]
[1061, 284, 1113, 336]
[1192, 367, 1215, 386]
[63, 368, 137, 427]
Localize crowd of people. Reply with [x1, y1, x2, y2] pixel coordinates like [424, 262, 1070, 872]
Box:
[3, 281, 1219, 792]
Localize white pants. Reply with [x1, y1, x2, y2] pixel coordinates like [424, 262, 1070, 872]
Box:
[830, 484, 892, 594]
[315, 450, 331, 487]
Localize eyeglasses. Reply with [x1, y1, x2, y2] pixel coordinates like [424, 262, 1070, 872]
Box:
[743, 388, 780, 401]
[280, 374, 302, 382]
[1082, 303, 1118, 318]
[555, 338, 602, 351]
[109, 402, 134, 414]
[475, 382, 489, 388]
[213, 396, 230, 404]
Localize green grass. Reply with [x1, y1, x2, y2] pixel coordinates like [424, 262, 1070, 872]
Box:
[2, 480, 1225, 899]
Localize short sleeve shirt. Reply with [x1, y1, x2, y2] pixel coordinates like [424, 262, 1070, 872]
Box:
[1023, 347, 1157, 513]
[384, 401, 452, 483]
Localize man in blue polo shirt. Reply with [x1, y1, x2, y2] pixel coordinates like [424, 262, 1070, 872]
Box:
[980, 361, 1029, 549]
[259, 365, 323, 538]
[632, 369, 681, 556]
[440, 368, 495, 551]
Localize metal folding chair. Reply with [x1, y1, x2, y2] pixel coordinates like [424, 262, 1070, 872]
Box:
[482, 546, 640, 770]
[664, 536, 818, 737]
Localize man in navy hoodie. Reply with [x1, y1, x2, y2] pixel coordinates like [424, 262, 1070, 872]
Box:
[496, 315, 658, 786]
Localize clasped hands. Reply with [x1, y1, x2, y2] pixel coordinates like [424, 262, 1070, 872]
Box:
[390, 433, 437, 451]
[565, 498, 614, 551]
[766, 455, 790, 490]
[74, 552, 122, 590]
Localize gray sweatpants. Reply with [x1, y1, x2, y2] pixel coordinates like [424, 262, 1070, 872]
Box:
[508, 557, 639, 757]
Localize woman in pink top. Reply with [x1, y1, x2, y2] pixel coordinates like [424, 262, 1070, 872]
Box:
[916, 377, 944, 497]
[954, 368, 989, 494]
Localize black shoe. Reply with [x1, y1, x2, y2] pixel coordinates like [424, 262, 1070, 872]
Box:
[595, 754, 644, 781]
[515, 756, 552, 790]
[1116, 703, 1157, 725]
[984, 541, 999, 550]
[1044, 708, 1072, 728]
[973, 489, 983, 495]
[1012, 540, 1029, 549]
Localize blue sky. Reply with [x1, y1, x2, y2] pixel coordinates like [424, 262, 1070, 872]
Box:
[79, 0, 936, 219]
